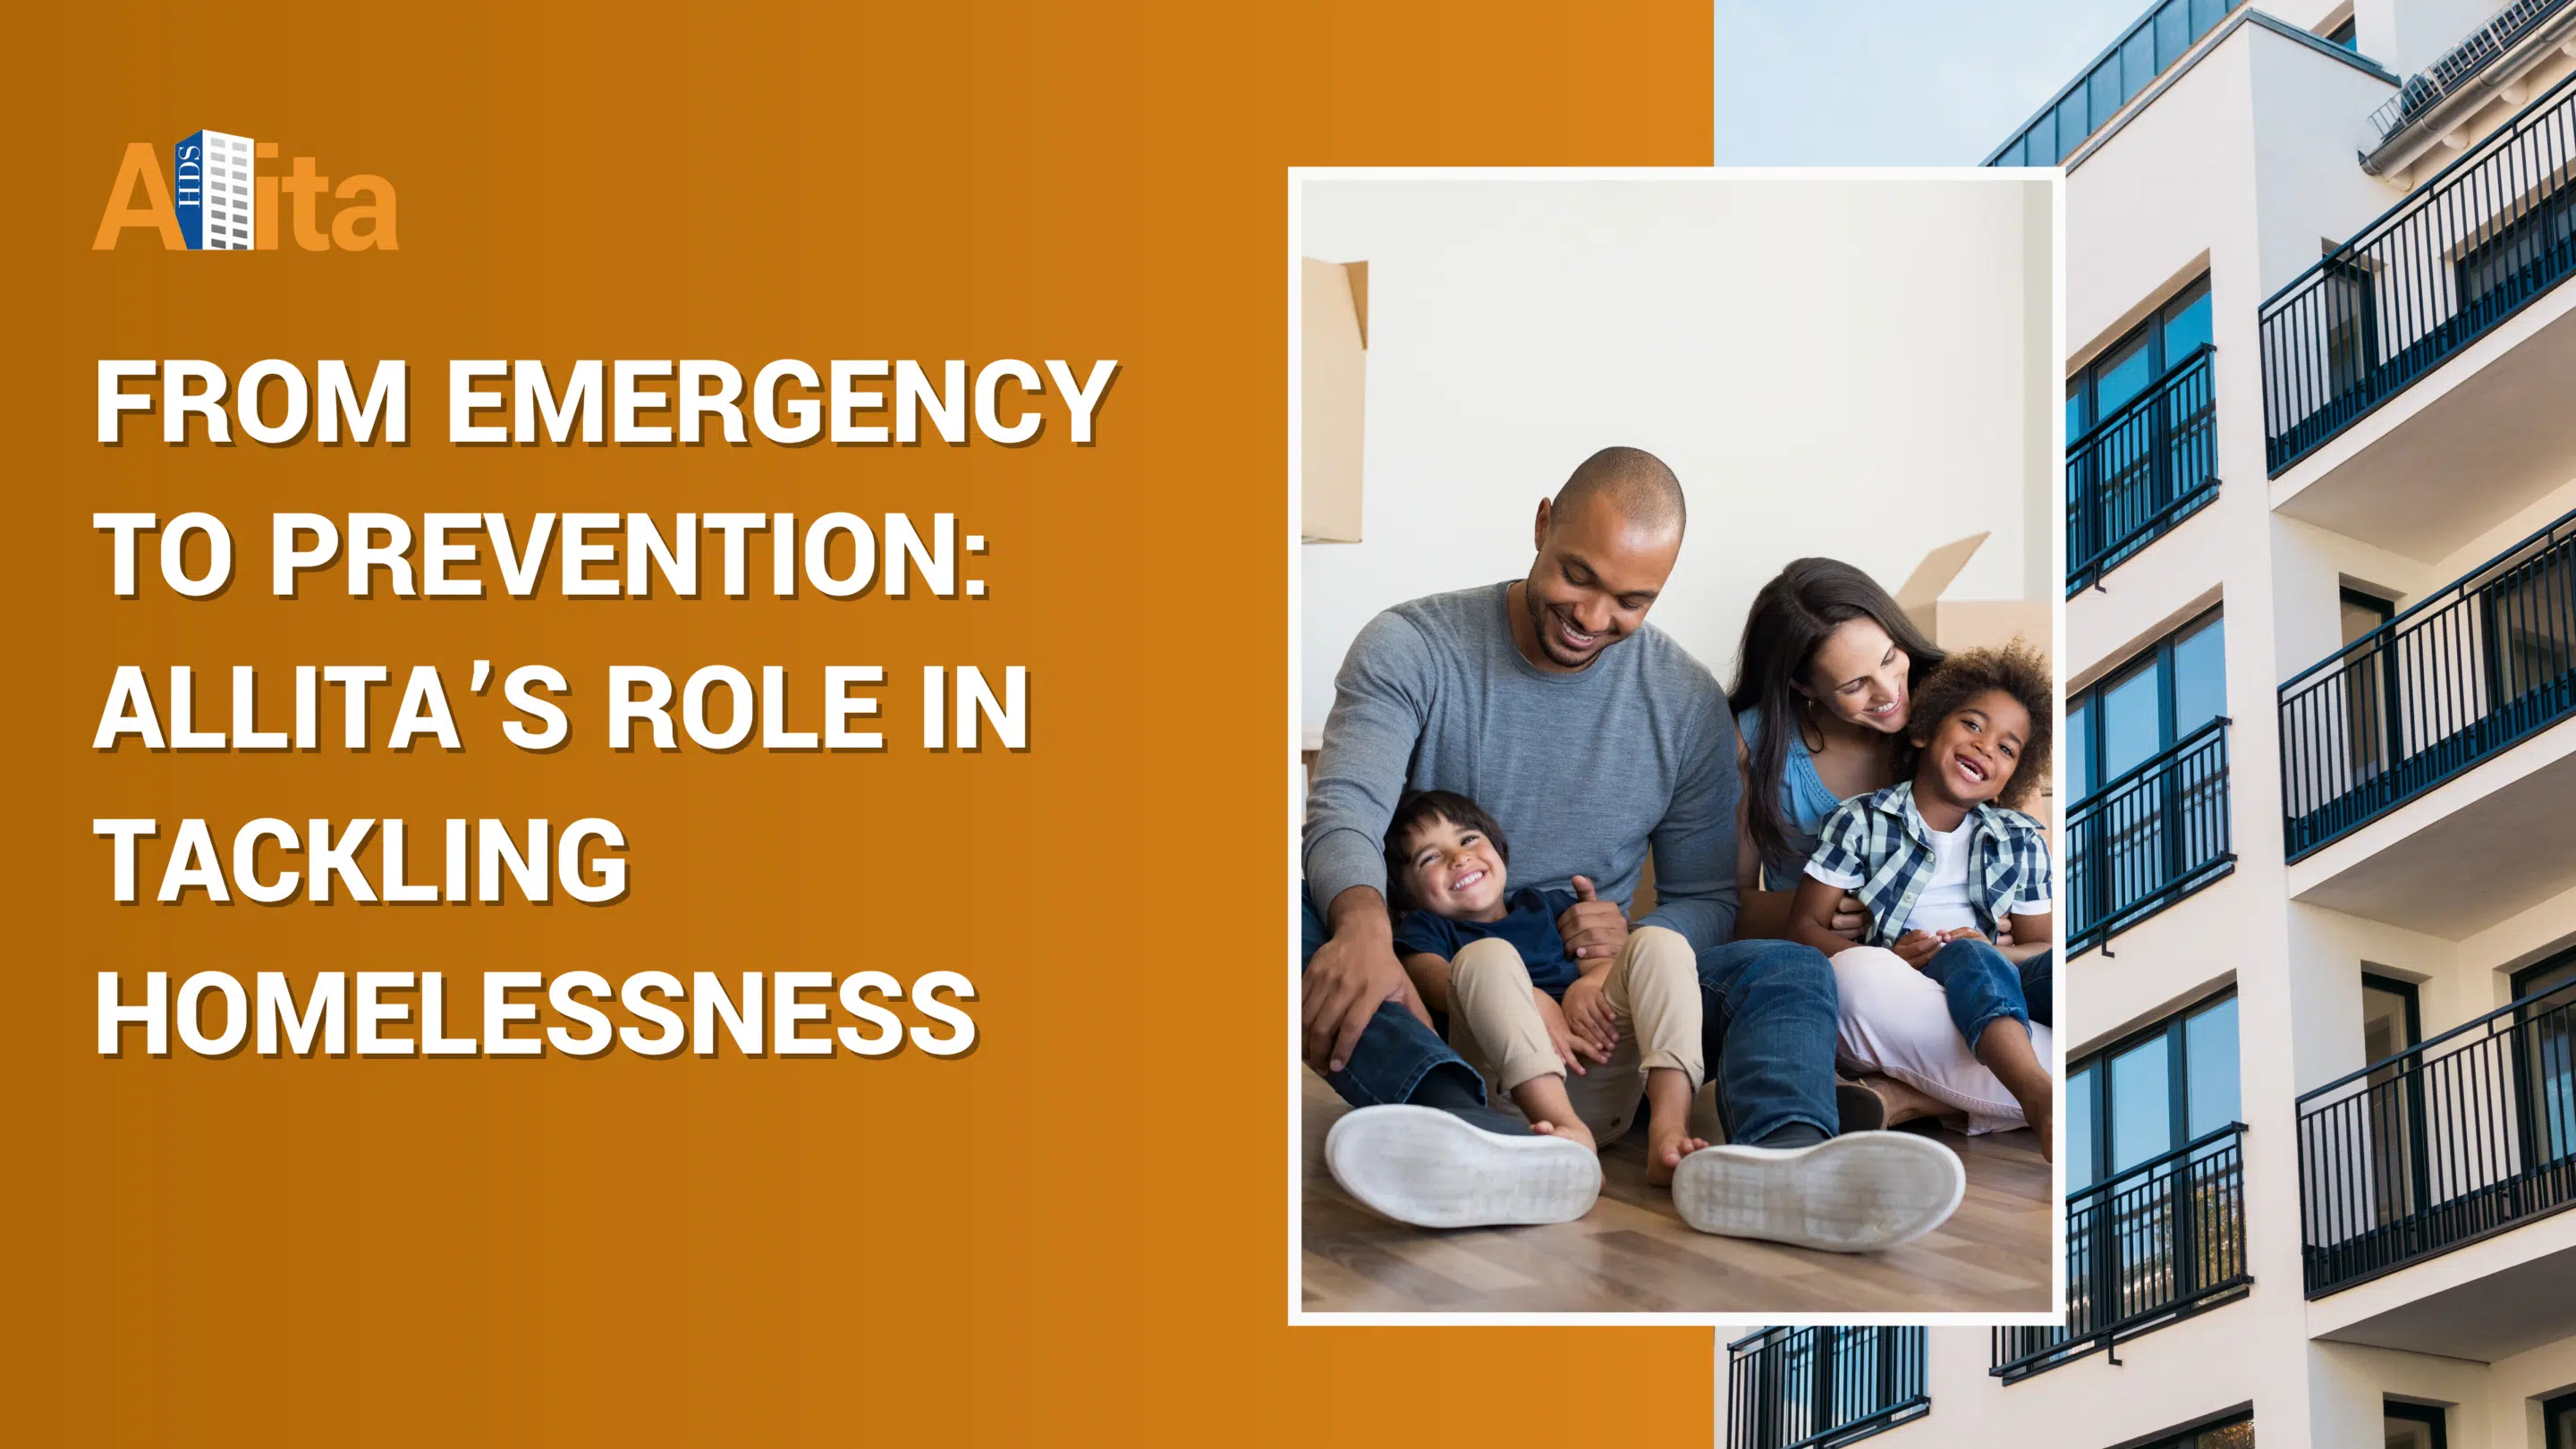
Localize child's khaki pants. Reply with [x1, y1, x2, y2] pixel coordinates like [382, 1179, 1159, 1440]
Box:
[1446, 924, 1704, 1143]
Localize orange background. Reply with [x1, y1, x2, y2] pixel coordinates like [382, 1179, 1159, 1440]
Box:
[9, 3, 1716, 1443]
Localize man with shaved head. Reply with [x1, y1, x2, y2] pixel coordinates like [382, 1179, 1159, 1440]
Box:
[1301, 446, 1962, 1250]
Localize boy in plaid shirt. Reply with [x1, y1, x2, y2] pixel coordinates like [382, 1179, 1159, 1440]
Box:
[1787, 642, 2056, 1153]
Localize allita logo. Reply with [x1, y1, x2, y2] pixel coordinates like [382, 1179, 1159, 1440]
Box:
[92, 130, 396, 251]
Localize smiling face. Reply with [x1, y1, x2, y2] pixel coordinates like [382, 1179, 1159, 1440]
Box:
[1394, 813, 1510, 922]
[1515, 491, 1682, 672]
[1914, 687, 2031, 810]
[1802, 617, 1913, 734]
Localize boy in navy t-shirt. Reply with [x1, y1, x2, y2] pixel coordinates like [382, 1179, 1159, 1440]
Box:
[1385, 790, 1709, 1184]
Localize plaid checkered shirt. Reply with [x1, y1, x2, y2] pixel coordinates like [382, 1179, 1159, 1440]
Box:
[1803, 781, 2053, 948]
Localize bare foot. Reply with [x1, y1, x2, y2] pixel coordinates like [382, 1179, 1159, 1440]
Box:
[2023, 1102, 2054, 1161]
[1646, 1122, 1710, 1187]
[1530, 1117, 1598, 1154]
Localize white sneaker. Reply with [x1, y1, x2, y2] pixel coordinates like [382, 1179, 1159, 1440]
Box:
[1670, 1131, 1964, 1251]
[1323, 1105, 1603, 1229]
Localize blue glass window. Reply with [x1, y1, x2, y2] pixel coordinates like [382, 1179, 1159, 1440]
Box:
[2090, 58, 2125, 133]
[2156, 0, 2190, 70]
[2055, 92, 2089, 161]
[2068, 1062, 2100, 1193]
[2123, 26, 2159, 99]
[2068, 274, 2212, 436]
[2110, 1037, 2174, 1173]
[1988, 1, 2250, 166]
[2162, 275, 2215, 363]
[2069, 607, 2224, 801]
[2071, 990, 2241, 1189]
[2184, 997, 2241, 1138]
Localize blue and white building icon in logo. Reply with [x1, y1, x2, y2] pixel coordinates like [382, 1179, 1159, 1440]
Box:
[174, 130, 256, 250]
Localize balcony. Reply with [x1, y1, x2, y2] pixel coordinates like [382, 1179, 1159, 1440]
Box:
[2300, 985, 2576, 1296]
[2280, 504, 2576, 860]
[1991, 1124, 2251, 1383]
[2068, 718, 2235, 956]
[1725, 1326, 1928, 1449]
[2260, 70, 2576, 520]
[2069, 344, 2219, 594]
[1985, 0, 2246, 167]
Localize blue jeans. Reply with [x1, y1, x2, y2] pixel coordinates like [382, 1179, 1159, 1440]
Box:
[1300, 891, 1488, 1111]
[2018, 948, 2053, 1030]
[1697, 938, 1841, 1145]
[1919, 938, 2036, 1050]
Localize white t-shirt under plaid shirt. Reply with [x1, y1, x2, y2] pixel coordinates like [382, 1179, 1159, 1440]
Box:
[1802, 781, 2054, 948]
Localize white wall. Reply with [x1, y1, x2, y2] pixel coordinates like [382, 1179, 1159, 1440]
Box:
[1297, 175, 2052, 729]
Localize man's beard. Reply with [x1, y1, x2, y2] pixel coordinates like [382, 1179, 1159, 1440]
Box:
[1530, 597, 1606, 667]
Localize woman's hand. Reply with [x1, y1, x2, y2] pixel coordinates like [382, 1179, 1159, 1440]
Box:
[1533, 990, 1602, 1073]
[1560, 974, 1619, 1060]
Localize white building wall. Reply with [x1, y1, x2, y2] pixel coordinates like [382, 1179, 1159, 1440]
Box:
[1294, 176, 2052, 732]
[1734, 9, 2576, 1449]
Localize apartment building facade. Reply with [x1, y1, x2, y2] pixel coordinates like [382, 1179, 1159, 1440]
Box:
[1722, 3, 2576, 1446]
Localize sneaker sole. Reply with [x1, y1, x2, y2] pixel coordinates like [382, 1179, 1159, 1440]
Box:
[1669, 1131, 1964, 1252]
[1323, 1105, 1603, 1229]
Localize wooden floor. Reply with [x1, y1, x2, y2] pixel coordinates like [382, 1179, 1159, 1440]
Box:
[1300, 1069, 2053, 1315]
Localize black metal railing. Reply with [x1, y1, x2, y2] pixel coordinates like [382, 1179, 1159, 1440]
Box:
[1727, 1326, 1928, 1449]
[2260, 67, 2576, 474]
[1992, 1123, 2251, 1382]
[1985, 0, 2247, 167]
[2069, 344, 2219, 593]
[2279, 503, 2576, 858]
[2368, 0, 2576, 144]
[2299, 984, 2576, 1295]
[2068, 718, 2234, 955]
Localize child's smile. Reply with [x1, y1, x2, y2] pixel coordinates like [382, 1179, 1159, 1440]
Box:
[1917, 687, 2029, 811]
[1399, 817, 1511, 921]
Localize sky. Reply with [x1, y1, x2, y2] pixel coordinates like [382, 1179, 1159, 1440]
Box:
[1713, 0, 2162, 165]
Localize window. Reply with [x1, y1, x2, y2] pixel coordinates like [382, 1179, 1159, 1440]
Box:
[2361, 973, 2427, 1221]
[2383, 1400, 2445, 1449]
[2544, 1390, 2576, 1449]
[2066, 611, 2229, 949]
[1991, 2, 2247, 167]
[2068, 275, 2214, 437]
[2067, 275, 2219, 589]
[2514, 951, 2576, 1167]
[2320, 255, 2379, 400]
[2069, 608, 2224, 801]
[2480, 535, 2576, 708]
[2456, 184, 2576, 325]
[2326, 18, 2358, 51]
[2341, 588, 2396, 775]
[2067, 990, 2239, 1194]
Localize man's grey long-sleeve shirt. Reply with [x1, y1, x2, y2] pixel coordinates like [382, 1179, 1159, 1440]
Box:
[1303, 581, 1741, 951]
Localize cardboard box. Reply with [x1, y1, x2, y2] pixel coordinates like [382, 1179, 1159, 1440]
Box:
[1895, 532, 2050, 663]
[1301, 258, 1368, 543]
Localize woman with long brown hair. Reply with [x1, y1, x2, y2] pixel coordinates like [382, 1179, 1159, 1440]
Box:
[1725, 558, 2048, 1134]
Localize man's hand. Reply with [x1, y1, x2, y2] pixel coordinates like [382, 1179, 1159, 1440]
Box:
[1561, 973, 1619, 1059]
[1829, 891, 1870, 940]
[1302, 896, 1432, 1074]
[1533, 989, 1603, 1074]
[1557, 875, 1630, 962]
[1893, 929, 1945, 969]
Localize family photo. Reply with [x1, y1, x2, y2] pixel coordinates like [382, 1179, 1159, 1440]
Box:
[1292, 172, 2063, 1317]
